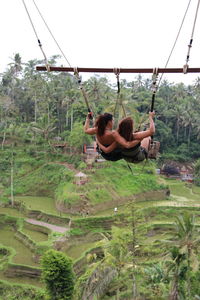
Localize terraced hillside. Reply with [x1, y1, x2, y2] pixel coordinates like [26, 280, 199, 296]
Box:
[0, 169, 200, 299]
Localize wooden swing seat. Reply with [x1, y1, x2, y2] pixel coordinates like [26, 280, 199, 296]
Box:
[148, 140, 160, 159]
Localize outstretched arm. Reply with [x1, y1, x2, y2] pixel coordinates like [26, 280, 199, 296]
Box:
[113, 131, 141, 148]
[133, 111, 155, 140]
[97, 135, 141, 153]
[84, 113, 96, 135]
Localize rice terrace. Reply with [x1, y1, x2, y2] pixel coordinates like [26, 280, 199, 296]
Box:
[1, 0, 200, 299]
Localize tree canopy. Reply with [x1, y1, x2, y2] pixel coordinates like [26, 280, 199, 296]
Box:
[1, 53, 200, 161]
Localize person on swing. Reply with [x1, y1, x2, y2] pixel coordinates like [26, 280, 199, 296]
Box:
[84, 112, 139, 161]
[84, 111, 155, 163]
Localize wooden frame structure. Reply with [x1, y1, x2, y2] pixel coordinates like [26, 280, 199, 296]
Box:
[36, 66, 200, 74]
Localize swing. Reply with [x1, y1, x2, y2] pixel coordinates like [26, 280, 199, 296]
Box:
[23, 0, 200, 76]
[94, 70, 158, 164]
[23, 0, 200, 164]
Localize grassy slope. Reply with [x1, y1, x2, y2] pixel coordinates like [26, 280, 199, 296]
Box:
[0, 149, 170, 299]
[1, 150, 200, 298]
[56, 160, 165, 207]
[2, 152, 165, 210]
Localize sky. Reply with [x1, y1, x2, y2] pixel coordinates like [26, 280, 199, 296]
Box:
[1, 0, 200, 85]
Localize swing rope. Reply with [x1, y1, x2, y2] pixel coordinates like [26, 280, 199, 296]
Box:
[150, 68, 159, 113]
[136, 67, 159, 132]
[32, 0, 72, 68]
[147, 68, 160, 160]
[113, 68, 121, 119]
[158, 0, 192, 86]
[74, 68, 93, 119]
[21, 0, 50, 71]
[112, 69, 134, 173]
[183, 0, 200, 73]
[22, 0, 72, 69]
[151, 0, 198, 121]
[138, 0, 193, 131]
[113, 69, 127, 128]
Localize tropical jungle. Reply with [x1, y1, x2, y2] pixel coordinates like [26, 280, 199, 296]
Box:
[1, 54, 200, 300]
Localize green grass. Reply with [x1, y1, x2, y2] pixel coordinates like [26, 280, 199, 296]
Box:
[22, 228, 48, 243]
[0, 274, 44, 289]
[86, 187, 112, 204]
[15, 195, 58, 215]
[192, 185, 200, 194]
[169, 181, 200, 201]
[12, 163, 74, 197]
[0, 226, 38, 266]
[75, 161, 164, 205]
[0, 207, 25, 218]
[55, 182, 80, 205]
[1, 151, 200, 293]
[66, 242, 97, 260]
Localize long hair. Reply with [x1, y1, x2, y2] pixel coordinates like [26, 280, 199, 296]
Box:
[118, 117, 134, 141]
[95, 113, 113, 136]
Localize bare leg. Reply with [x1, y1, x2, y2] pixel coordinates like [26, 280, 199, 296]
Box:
[141, 136, 151, 151]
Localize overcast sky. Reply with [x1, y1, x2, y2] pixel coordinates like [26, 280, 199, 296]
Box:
[1, 0, 200, 85]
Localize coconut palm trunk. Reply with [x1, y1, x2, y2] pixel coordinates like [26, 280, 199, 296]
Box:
[169, 269, 179, 300]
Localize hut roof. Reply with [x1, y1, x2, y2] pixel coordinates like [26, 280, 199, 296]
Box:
[74, 172, 87, 178]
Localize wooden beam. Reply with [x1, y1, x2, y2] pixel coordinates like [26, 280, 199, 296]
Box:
[36, 66, 200, 74]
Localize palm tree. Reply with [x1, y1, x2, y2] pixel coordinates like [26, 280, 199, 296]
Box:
[85, 76, 114, 116]
[101, 227, 132, 300]
[9, 53, 23, 76]
[78, 227, 132, 300]
[181, 107, 195, 147]
[30, 114, 56, 140]
[170, 213, 200, 299]
[168, 246, 186, 300]
[80, 262, 117, 300]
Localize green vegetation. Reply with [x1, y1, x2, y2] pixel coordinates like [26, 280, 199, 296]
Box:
[194, 159, 200, 186]
[1, 56, 200, 299]
[13, 163, 73, 197]
[0, 280, 44, 300]
[0, 226, 38, 266]
[1, 54, 200, 162]
[15, 196, 59, 215]
[66, 242, 96, 260]
[41, 249, 75, 300]
[22, 228, 48, 243]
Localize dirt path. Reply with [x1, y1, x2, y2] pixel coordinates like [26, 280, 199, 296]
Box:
[26, 218, 69, 233]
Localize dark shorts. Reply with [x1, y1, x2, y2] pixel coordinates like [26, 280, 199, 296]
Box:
[97, 145, 123, 161]
[122, 147, 148, 163]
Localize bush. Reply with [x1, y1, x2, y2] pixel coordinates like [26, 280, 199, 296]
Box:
[41, 249, 75, 300]
[78, 161, 87, 170]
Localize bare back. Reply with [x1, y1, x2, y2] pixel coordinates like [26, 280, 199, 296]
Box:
[96, 129, 115, 145]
